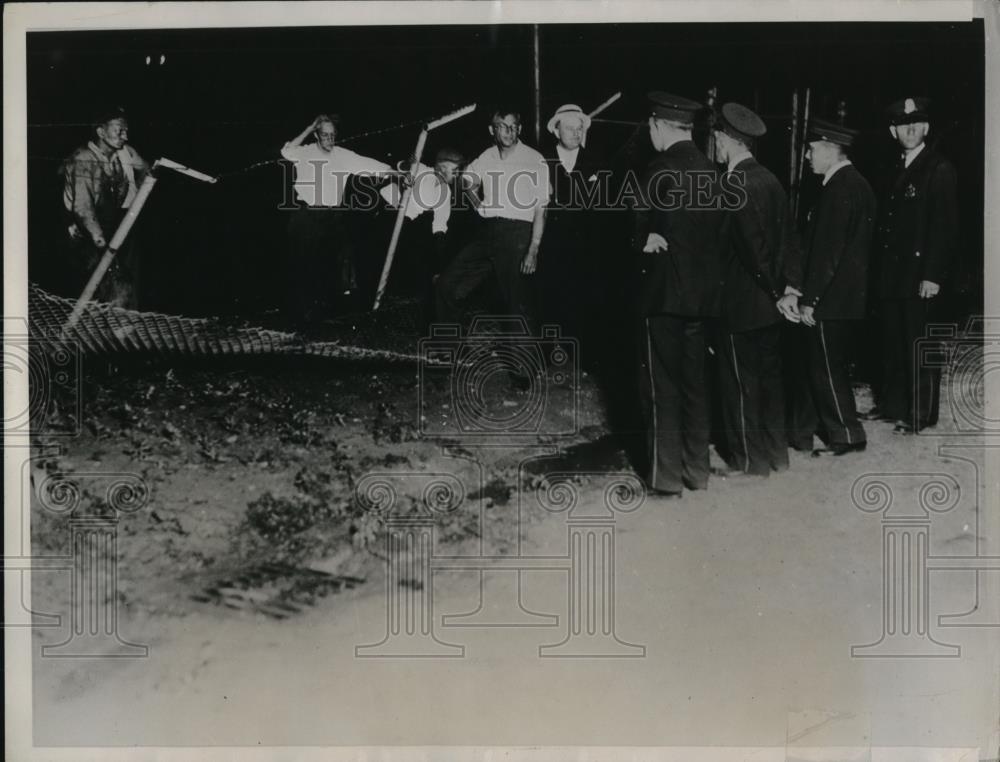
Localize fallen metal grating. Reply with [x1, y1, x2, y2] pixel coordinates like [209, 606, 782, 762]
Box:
[27, 283, 427, 363]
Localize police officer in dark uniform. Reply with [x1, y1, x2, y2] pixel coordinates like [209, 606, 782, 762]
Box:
[713, 103, 801, 476]
[786, 119, 876, 455]
[633, 92, 724, 496]
[871, 97, 959, 433]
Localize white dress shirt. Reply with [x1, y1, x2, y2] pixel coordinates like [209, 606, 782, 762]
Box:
[556, 144, 580, 173]
[379, 163, 452, 234]
[903, 142, 926, 169]
[465, 141, 551, 223]
[280, 143, 390, 207]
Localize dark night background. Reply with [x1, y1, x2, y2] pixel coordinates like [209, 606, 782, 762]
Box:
[26, 21, 985, 321]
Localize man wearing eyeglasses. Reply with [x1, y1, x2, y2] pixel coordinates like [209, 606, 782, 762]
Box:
[435, 106, 550, 332]
[281, 113, 391, 325]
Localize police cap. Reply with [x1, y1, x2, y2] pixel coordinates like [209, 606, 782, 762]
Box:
[808, 118, 859, 147]
[647, 91, 702, 125]
[886, 96, 931, 126]
[716, 102, 767, 143]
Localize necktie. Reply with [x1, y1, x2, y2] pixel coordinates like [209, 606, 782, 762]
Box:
[109, 153, 125, 203]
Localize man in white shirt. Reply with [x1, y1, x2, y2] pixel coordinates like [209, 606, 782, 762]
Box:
[376, 148, 462, 328]
[435, 107, 550, 331]
[378, 148, 459, 237]
[280, 114, 391, 324]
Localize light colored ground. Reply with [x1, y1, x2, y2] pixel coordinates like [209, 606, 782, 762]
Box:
[22, 367, 1000, 757]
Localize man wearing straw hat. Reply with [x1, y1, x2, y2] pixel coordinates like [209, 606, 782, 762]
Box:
[786, 118, 876, 456]
[61, 106, 149, 307]
[712, 102, 800, 477]
[281, 113, 392, 324]
[870, 96, 959, 434]
[435, 105, 550, 332]
[633, 91, 724, 497]
[540, 103, 605, 354]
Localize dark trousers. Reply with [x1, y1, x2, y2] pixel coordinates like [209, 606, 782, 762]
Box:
[719, 323, 788, 475]
[879, 298, 941, 429]
[639, 314, 710, 493]
[435, 218, 536, 330]
[369, 212, 445, 333]
[66, 230, 139, 309]
[789, 320, 866, 449]
[286, 207, 356, 322]
[539, 213, 596, 344]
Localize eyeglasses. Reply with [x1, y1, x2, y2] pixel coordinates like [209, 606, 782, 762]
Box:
[493, 122, 519, 133]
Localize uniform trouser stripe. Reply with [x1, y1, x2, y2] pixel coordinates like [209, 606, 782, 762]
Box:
[730, 334, 750, 472]
[645, 318, 658, 486]
[819, 321, 852, 445]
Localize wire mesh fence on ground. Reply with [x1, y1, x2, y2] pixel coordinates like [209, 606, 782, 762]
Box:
[28, 282, 428, 363]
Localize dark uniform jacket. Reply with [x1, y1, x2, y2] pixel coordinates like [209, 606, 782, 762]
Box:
[545, 146, 605, 211]
[719, 156, 801, 332]
[795, 163, 876, 321]
[876, 146, 958, 299]
[633, 140, 723, 318]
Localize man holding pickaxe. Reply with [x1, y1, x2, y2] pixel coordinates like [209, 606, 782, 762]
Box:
[281, 113, 392, 324]
[61, 106, 149, 307]
[377, 147, 464, 329]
